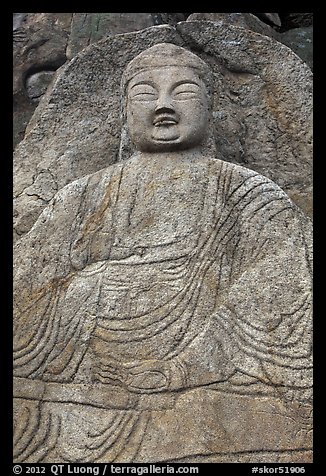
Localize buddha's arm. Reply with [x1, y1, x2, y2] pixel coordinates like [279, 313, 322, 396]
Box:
[173, 205, 312, 399]
[123, 206, 312, 401]
[13, 170, 115, 380]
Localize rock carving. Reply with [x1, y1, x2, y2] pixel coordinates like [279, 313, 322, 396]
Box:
[13, 43, 313, 463]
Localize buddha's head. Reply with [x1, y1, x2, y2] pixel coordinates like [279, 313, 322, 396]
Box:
[120, 43, 215, 155]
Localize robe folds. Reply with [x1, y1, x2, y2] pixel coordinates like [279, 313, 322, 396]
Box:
[13, 155, 312, 462]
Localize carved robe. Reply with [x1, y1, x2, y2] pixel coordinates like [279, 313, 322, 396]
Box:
[13, 156, 312, 462]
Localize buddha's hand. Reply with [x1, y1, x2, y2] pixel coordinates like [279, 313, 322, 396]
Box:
[123, 359, 185, 393]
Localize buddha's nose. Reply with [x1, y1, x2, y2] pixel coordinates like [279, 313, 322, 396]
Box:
[155, 94, 175, 113]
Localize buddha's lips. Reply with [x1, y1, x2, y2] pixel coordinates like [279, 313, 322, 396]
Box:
[153, 116, 178, 127]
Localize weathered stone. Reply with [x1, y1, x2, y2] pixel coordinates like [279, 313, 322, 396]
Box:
[13, 13, 27, 31]
[13, 13, 73, 98]
[26, 71, 56, 102]
[13, 22, 313, 242]
[156, 13, 188, 26]
[66, 13, 155, 59]
[13, 13, 73, 148]
[253, 13, 282, 27]
[187, 13, 313, 70]
[280, 13, 313, 29]
[187, 12, 280, 39]
[280, 26, 313, 70]
[13, 42, 312, 463]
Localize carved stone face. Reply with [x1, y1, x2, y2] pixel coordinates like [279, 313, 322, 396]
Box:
[126, 66, 210, 152]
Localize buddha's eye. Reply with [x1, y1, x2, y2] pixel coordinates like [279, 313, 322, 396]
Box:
[132, 92, 158, 101]
[173, 91, 198, 100]
[129, 85, 158, 101]
[173, 83, 201, 100]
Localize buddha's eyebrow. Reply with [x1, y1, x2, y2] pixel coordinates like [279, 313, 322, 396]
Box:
[172, 80, 201, 88]
[129, 81, 156, 90]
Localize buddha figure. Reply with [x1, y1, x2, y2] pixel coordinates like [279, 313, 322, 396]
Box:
[13, 43, 312, 463]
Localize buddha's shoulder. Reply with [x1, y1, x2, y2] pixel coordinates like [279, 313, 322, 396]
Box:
[204, 157, 261, 180]
[53, 156, 288, 205]
[52, 162, 125, 203]
[211, 158, 288, 195]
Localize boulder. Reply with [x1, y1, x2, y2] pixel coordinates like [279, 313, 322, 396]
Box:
[187, 12, 280, 39]
[187, 13, 313, 70]
[13, 13, 73, 148]
[253, 13, 282, 27]
[25, 71, 56, 102]
[154, 13, 189, 25]
[280, 13, 313, 29]
[280, 26, 313, 70]
[66, 13, 155, 59]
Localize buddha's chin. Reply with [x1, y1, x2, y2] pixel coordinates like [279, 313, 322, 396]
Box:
[145, 133, 183, 152]
[148, 139, 186, 153]
[151, 128, 180, 143]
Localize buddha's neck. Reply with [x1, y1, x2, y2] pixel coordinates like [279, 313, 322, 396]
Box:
[135, 147, 206, 166]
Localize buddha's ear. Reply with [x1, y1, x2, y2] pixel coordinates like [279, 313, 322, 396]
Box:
[118, 121, 134, 163]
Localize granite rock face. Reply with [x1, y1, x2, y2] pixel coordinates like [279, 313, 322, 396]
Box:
[13, 13, 73, 148]
[187, 12, 313, 70]
[187, 12, 280, 39]
[13, 42, 312, 463]
[280, 13, 313, 29]
[281, 26, 313, 70]
[66, 13, 155, 59]
[154, 13, 189, 25]
[13, 22, 313, 241]
[253, 12, 282, 27]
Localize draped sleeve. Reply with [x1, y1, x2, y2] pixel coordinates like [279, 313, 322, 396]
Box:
[173, 163, 312, 404]
[13, 164, 123, 381]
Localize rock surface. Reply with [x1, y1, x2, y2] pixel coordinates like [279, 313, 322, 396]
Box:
[253, 13, 282, 27]
[13, 22, 313, 242]
[187, 12, 313, 70]
[13, 13, 73, 148]
[187, 12, 279, 39]
[66, 13, 155, 59]
[281, 26, 313, 70]
[25, 71, 56, 102]
[280, 13, 313, 29]
[13, 42, 312, 463]
[13, 13, 157, 149]
[153, 13, 189, 25]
